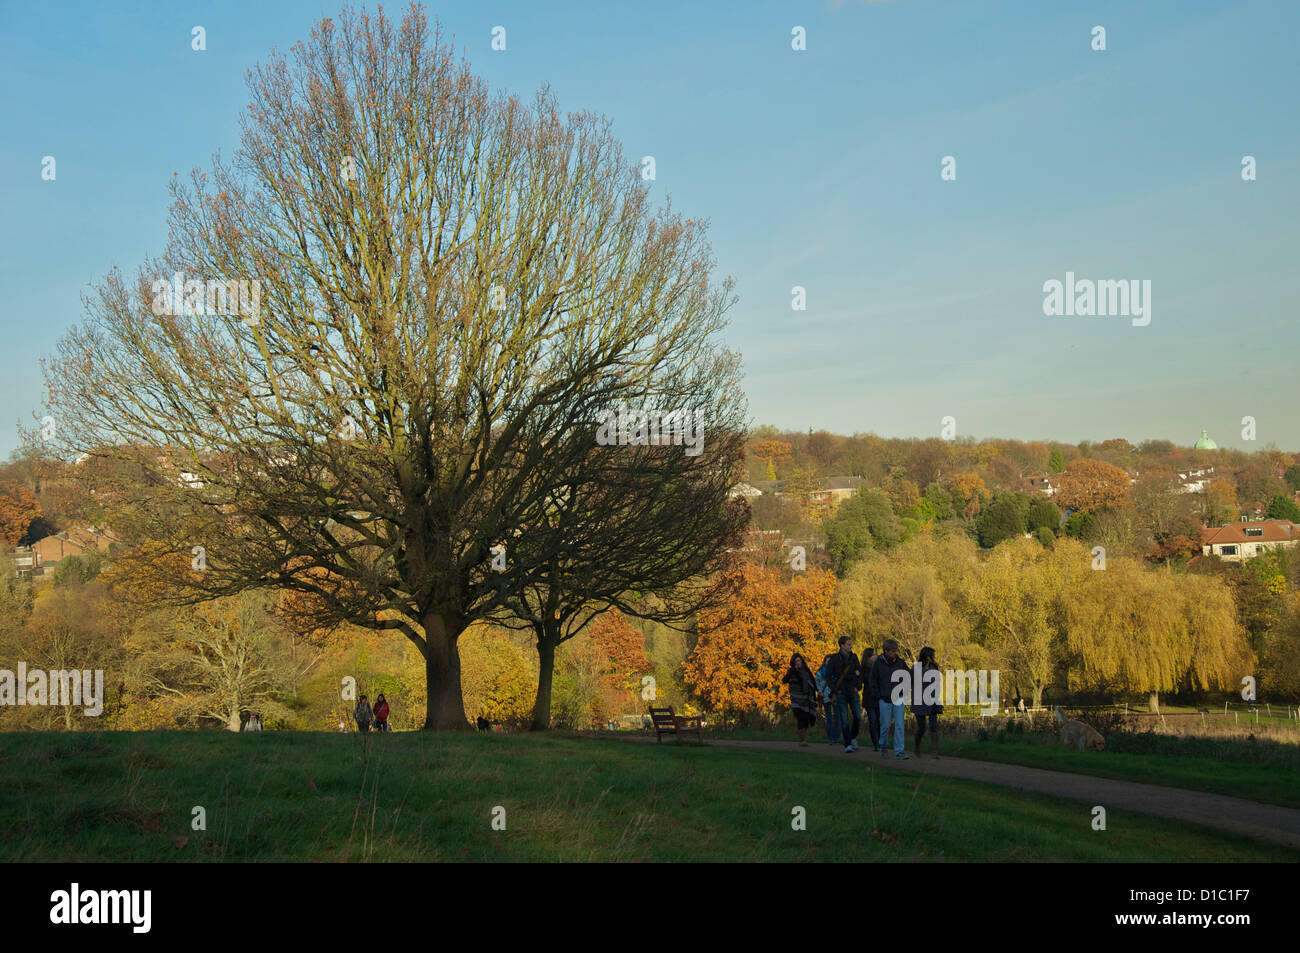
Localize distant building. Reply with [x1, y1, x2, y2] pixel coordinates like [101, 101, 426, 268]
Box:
[1175, 466, 1214, 493]
[1194, 428, 1217, 451]
[727, 482, 762, 499]
[29, 526, 117, 568]
[1200, 520, 1300, 562]
[1024, 475, 1055, 496]
[810, 476, 864, 505]
[9, 546, 40, 579]
[742, 476, 862, 505]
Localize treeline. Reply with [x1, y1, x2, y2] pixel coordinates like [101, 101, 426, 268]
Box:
[685, 532, 1300, 723]
[0, 545, 692, 731]
[747, 430, 1300, 563]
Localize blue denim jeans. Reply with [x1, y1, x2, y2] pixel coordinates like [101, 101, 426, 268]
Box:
[865, 695, 881, 748]
[878, 700, 906, 754]
[834, 689, 862, 745]
[823, 696, 839, 742]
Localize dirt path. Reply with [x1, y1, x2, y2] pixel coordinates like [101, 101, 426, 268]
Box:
[698, 739, 1300, 850]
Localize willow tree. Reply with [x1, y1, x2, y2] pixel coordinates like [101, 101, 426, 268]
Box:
[972, 536, 1086, 708]
[37, 6, 739, 729]
[1066, 561, 1251, 712]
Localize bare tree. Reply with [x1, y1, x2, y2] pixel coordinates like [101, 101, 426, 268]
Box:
[489, 379, 750, 729]
[38, 6, 740, 728]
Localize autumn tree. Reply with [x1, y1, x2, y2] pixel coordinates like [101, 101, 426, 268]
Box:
[750, 440, 793, 481]
[38, 7, 739, 729]
[1053, 458, 1131, 513]
[126, 590, 305, 730]
[836, 539, 978, 667]
[0, 482, 42, 546]
[948, 473, 988, 518]
[683, 564, 837, 724]
[1064, 560, 1250, 711]
[972, 537, 1085, 708]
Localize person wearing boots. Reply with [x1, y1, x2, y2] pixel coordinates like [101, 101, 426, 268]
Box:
[912, 646, 942, 759]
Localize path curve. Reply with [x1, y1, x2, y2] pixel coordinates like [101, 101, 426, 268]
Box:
[699, 739, 1300, 850]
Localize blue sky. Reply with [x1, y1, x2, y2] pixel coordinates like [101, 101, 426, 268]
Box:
[1, 0, 1297, 457]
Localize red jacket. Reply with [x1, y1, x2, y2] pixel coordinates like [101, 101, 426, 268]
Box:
[374, 701, 390, 722]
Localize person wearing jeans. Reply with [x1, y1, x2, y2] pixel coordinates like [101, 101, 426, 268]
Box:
[869, 639, 909, 759]
[828, 636, 863, 753]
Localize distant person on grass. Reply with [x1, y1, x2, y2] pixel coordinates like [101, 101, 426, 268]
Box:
[860, 646, 880, 751]
[912, 646, 942, 759]
[373, 693, 390, 732]
[870, 639, 909, 759]
[354, 695, 374, 733]
[781, 651, 819, 746]
[815, 652, 840, 745]
[827, 636, 863, 754]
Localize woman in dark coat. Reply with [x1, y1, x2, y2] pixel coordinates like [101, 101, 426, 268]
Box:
[781, 651, 819, 746]
[912, 646, 942, 758]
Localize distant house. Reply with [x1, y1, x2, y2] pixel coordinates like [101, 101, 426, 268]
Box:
[810, 476, 864, 505]
[30, 526, 117, 567]
[1024, 475, 1055, 496]
[728, 482, 763, 499]
[1200, 520, 1300, 562]
[9, 546, 40, 579]
[1176, 466, 1214, 494]
[743, 476, 862, 506]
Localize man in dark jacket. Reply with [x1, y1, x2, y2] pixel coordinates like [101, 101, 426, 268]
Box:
[869, 639, 910, 758]
[860, 646, 881, 750]
[826, 636, 863, 753]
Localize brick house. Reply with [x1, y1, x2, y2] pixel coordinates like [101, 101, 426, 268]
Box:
[1200, 520, 1300, 562]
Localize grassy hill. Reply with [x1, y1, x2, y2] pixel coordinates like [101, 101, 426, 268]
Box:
[2, 730, 1295, 862]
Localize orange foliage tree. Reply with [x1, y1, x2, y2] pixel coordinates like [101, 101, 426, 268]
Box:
[948, 473, 988, 518]
[1054, 458, 1132, 513]
[683, 564, 837, 724]
[0, 482, 42, 545]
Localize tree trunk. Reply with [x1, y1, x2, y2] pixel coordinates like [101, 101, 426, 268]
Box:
[1032, 685, 1043, 708]
[421, 611, 469, 730]
[1148, 691, 1159, 713]
[530, 636, 557, 731]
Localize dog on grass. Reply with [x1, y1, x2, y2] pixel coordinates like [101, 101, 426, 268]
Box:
[1054, 707, 1105, 752]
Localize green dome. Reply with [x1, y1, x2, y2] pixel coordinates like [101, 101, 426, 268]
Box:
[1194, 428, 1217, 450]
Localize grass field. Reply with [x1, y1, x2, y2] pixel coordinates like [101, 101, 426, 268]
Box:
[1, 731, 1295, 862]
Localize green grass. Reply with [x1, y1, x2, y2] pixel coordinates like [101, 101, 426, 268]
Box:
[0, 731, 1294, 861]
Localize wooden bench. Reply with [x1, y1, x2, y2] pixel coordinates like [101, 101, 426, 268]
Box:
[649, 706, 704, 744]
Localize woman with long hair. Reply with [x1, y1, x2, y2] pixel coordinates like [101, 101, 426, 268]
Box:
[912, 646, 942, 758]
[781, 650, 818, 746]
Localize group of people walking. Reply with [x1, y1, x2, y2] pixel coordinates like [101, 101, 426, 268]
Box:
[781, 637, 941, 759]
[351, 693, 391, 733]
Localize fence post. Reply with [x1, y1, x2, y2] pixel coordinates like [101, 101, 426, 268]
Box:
[1234, 712, 1238, 725]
